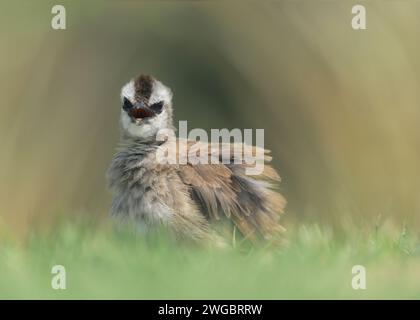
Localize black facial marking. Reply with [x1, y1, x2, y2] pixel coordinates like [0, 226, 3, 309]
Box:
[122, 97, 133, 111]
[134, 74, 153, 101]
[150, 101, 164, 114]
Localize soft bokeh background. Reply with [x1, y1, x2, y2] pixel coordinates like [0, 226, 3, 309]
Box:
[1, 0, 420, 239]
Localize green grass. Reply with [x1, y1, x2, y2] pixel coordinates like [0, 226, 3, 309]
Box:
[0, 220, 420, 299]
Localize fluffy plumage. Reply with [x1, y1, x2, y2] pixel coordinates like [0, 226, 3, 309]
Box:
[107, 74, 286, 246]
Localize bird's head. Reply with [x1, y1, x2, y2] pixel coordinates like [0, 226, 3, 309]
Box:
[119, 74, 174, 140]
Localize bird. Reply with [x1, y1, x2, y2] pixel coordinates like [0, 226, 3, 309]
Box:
[107, 74, 286, 247]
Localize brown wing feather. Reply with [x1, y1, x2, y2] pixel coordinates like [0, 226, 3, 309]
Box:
[176, 139, 286, 242]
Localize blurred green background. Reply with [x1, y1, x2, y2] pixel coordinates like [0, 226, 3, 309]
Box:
[1, 0, 420, 239]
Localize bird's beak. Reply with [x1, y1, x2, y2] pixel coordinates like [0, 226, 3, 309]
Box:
[128, 101, 155, 123]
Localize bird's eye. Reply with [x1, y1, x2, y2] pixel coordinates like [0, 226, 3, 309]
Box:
[122, 97, 133, 111]
[150, 101, 164, 114]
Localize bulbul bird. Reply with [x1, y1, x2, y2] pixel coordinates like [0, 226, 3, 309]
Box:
[107, 74, 286, 246]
